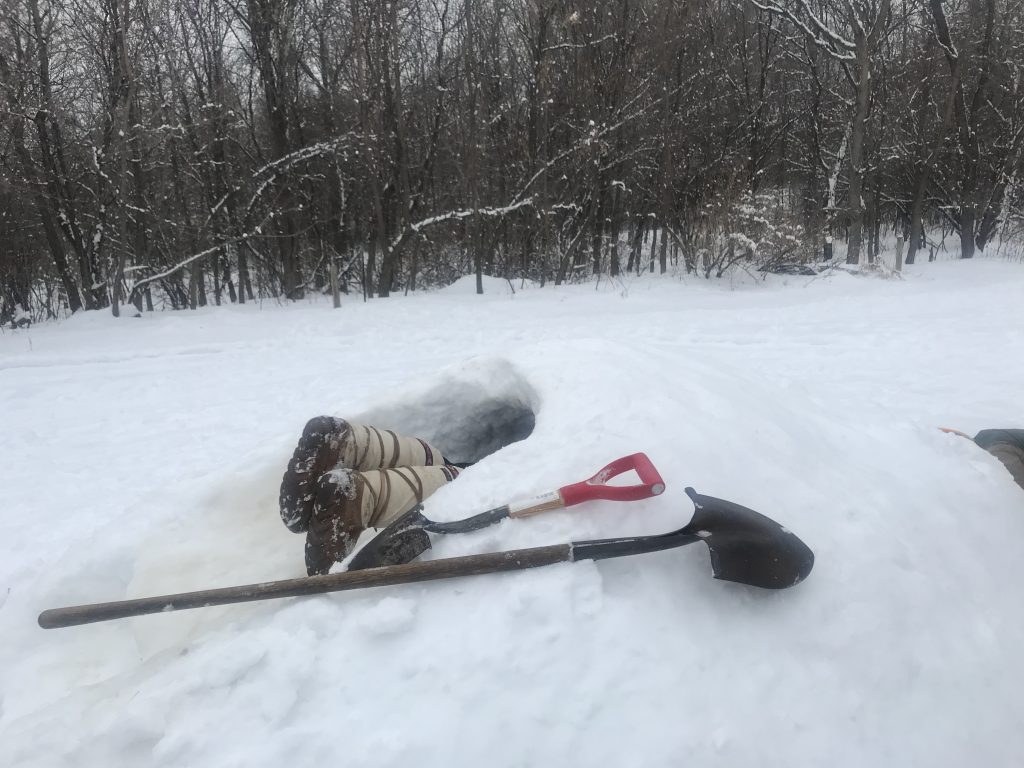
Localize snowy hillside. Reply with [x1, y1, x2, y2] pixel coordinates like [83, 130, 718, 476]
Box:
[2, 261, 1024, 767]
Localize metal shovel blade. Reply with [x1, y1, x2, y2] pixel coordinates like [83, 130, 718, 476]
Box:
[682, 487, 814, 589]
[347, 507, 433, 570]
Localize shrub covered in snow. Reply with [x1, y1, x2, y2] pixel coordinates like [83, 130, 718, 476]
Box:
[687, 191, 818, 278]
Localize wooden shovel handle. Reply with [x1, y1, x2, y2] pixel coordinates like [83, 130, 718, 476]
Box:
[38, 544, 572, 629]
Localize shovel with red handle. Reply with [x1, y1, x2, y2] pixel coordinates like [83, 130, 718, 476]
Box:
[346, 453, 666, 570]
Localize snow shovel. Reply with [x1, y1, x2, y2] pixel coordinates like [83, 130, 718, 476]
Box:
[37, 487, 813, 629]
[346, 452, 667, 571]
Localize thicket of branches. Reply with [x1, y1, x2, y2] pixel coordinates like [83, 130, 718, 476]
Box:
[2, 0, 1023, 320]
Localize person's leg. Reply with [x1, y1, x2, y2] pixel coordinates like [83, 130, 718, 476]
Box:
[305, 465, 460, 575]
[279, 417, 446, 533]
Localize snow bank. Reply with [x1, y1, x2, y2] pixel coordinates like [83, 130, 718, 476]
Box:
[2, 260, 1024, 767]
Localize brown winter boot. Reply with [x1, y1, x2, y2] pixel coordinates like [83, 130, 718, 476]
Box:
[280, 417, 446, 534]
[305, 464, 460, 576]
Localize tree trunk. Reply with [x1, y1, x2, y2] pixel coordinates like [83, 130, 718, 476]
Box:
[649, 225, 658, 273]
[846, 33, 871, 265]
[592, 178, 606, 276]
[0, 48, 82, 311]
[904, 35, 937, 266]
[247, 0, 303, 298]
[366, 236, 377, 298]
[905, 175, 927, 265]
[28, 0, 103, 308]
[627, 216, 643, 274]
[659, 221, 669, 274]
[609, 186, 621, 277]
[111, 0, 136, 318]
[959, 209, 976, 259]
[929, 0, 995, 260]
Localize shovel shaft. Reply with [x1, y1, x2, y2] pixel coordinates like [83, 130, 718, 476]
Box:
[38, 544, 572, 629]
[424, 504, 511, 533]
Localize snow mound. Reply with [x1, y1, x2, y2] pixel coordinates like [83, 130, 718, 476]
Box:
[3, 259, 1024, 767]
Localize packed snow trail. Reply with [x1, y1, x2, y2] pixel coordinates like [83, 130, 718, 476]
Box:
[2, 262, 1023, 767]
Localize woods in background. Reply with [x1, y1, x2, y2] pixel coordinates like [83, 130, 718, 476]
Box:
[2, 0, 1023, 319]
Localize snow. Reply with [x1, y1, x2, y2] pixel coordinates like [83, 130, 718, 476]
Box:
[2, 259, 1024, 766]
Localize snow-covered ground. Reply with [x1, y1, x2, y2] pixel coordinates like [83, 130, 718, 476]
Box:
[2, 261, 1023, 767]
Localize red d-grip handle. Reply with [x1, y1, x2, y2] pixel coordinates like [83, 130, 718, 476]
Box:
[559, 453, 666, 507]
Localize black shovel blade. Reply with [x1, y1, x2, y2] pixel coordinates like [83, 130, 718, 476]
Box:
[683, 487, 814, 589]
[347, 507, 433, 570]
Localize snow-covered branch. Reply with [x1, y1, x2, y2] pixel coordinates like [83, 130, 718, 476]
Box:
[243, 137, 355, 219]
[750, 0, 856, 61]
[542, 34, 618, 53]
[390, 198, 536, 252]
[127, 229, 264, 297]
[409, 198, 536, 234]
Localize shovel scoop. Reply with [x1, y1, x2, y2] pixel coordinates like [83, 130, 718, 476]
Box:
[681, 487, 814, 588]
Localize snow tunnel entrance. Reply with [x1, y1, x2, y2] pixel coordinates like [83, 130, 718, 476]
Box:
[353, 359, 537, 465]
